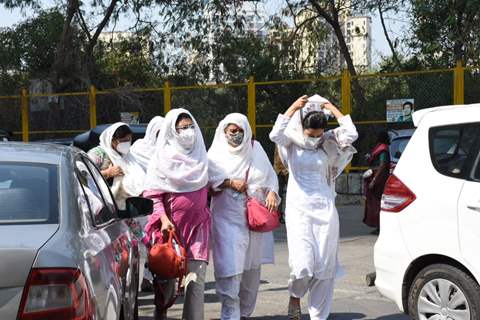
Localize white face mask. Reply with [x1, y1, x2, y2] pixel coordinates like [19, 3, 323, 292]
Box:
[304, 136, 322, 149]
[116, 141, 131, 155]
[177, 128, 195, 150]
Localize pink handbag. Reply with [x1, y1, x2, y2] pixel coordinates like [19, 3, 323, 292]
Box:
[244, 141, 280, 232]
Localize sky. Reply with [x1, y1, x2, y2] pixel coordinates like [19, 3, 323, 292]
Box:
[0, 0, 409, 66]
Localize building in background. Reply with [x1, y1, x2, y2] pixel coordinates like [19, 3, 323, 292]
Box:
[295, 5, 372, 75]
[237, 0, 268, 37]
[343, 16, 372, 70]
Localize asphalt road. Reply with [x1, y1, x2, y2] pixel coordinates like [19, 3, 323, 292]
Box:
[138, 205, 411, 320]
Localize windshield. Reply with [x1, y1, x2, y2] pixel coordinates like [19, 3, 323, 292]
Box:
[0, 163, 59, 224]
[390, 137, 411, 163]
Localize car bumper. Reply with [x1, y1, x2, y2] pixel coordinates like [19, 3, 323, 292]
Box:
[374, 214, 411, 312]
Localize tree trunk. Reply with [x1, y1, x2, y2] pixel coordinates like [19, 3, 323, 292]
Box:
[81, 0, 120, 87]
[378, 1, 401, 68]
[307, 0, 366, 108]
[330, 19, 367, 109]
[51, 0, 78, 91]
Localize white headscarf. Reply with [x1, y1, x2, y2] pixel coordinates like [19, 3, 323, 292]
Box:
[284, 95, 331, 150]
[130, 116, 164, 170]
[99, 122, 146, 197]
[208, 113, 278, 194]
[144, 108, 208, 193]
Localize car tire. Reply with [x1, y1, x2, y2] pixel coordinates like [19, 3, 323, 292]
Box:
[408, 263, 480, 320]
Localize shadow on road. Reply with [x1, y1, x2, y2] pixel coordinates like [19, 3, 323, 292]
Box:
[250, 312, 408, 320]
[273, 205, 377, 242]
[329, 312, 410, 320]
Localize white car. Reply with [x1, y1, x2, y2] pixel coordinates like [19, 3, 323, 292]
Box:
[374, 104, 480, 320]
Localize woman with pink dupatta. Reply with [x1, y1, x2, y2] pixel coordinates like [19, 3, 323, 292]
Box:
[142, 108, 210, 320]
[363, 131, 391, 230]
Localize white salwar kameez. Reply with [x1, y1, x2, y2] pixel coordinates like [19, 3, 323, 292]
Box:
[208, 113, 279, 320]
[270, 112, 358, 320]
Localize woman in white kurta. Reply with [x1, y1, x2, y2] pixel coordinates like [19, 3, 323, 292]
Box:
[269, 96, 358, 320]
[88, 122, 146, 210]
[208, 113, 279, 320]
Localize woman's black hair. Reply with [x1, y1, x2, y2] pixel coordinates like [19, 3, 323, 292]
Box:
[113, 125, 132, 140]
[377, 131, 390, 145]
[302, 111, 328, 130]
[176, 113, 192, 126]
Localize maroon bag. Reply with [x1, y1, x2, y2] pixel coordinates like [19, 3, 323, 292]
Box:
[244, 140, 280, 232]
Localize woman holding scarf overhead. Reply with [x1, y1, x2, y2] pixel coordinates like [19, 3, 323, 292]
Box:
[269, 96, 358, 320]
[208, 113, 279, 320]
[143, 108, 210, 320]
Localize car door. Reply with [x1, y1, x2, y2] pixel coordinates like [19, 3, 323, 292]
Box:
[457, 123, 480, 280]
[83, 156, 140, 320]
[75, 155, 137, 320]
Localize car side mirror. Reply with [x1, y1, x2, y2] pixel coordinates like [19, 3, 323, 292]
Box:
[119, 197, 153, 219]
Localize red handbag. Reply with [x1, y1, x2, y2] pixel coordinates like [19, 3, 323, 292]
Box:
[148, 229, 187, 314]
[148, 229, 188, 279]
[244, 141, 281, 232]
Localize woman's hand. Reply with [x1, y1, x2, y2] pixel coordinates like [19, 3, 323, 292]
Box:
[160, 216, 175, 238]
[323, 102, 344, 119]
[104, 165, 124, 178]
[230, 179, 248, 193]
[265, 191, 278, 212]
[285, 95, 309, 118]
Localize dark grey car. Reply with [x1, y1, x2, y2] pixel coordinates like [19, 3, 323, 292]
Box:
[0, 143, 152, 320]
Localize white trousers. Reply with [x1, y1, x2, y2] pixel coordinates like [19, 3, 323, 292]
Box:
[156, 260, 207, 320]
[288, 277, 335, 320]
[183, 260, 207, 320]
[216, 268, 262, 320]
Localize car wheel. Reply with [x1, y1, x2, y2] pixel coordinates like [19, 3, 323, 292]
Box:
[408, 263, 480, 320]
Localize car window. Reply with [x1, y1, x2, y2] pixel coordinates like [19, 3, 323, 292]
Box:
[82, 157, 117, 213]
[0, 162, 58, 224]
[390, 137, 411, 162]
[75, 158, 116, 225]
[472, 148, 480, 181]
[430, 123, 480, 179]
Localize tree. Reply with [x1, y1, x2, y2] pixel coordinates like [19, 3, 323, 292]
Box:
[0, 9, 70, 91]
[408, 0, 480, 67]
[0, 0, 250, 90]
[363, 0, 405, 69]
[284, 0, 367, 107]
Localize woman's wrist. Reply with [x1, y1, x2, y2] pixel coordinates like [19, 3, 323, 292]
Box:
[330, 105, 344, 119]
[160, 215, 170, 224]
[285, 106, 300, 118]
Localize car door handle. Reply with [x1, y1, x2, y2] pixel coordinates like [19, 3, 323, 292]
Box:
[467, 205, 480, 213]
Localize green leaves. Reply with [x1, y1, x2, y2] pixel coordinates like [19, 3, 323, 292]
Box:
[409, 0, 480, 67]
